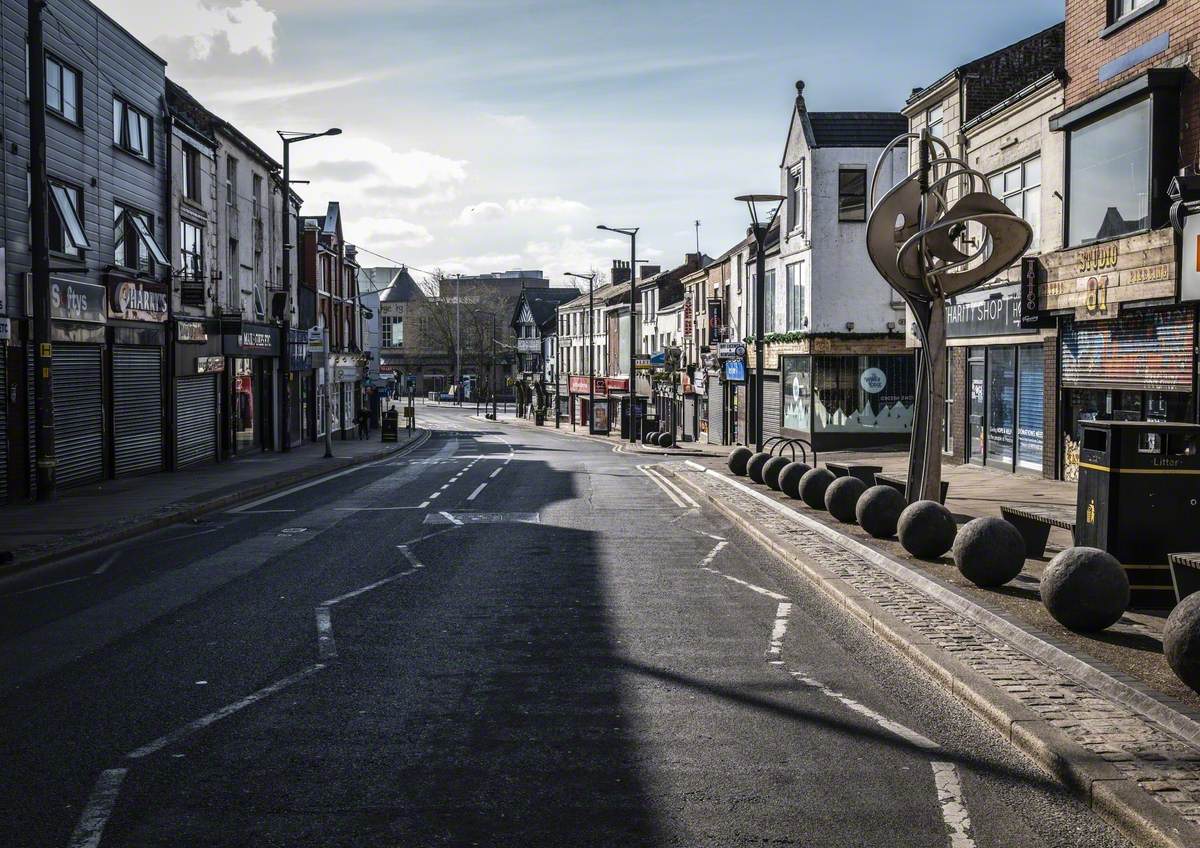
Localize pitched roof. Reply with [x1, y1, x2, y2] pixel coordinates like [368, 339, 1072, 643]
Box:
[521, 287, 583, 329]
[806, 112, 908, 148]
[380, 267, 426, 303]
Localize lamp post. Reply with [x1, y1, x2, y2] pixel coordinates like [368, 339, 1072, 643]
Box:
[565, 271, 596, 432]
[734, 194, 785, 453]
[277, 127, 341, 453]
[597, 225, 638, 441]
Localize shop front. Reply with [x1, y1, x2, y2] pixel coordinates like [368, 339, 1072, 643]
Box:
[106, 275, 168, 478]
[223, 322, 279, 455]
[287, 328, 311, 447]
[568, 375, 607, 428]
[49, 277, 107, 488]
[943, 283, 1048, 475]
[173, 318, 223, 468]
[779, 349, 915, 451]
[1038, 229, 1191, 480]
[329, 353, 362, 438]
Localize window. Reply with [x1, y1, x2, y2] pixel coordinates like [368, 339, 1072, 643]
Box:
[180, 220, 205, 306]
[114, 203, 156, 272]
[252, 174, 262, 220]
[48, 179, 87, 257]
[1112, 0, 1157, 22]
[226, 156, 238, 206]
[1067, 99, 1150, 245]
[183, 144, 202, 202]
[227, 237, 239, 306]
[113, 98, 152, 160]
[45, 55, 79, 124]
[786, 261, 805, 331]
[788, 159, 806, 234]
[988, 156, 1041, 248]
[927, 104, 945, 139]
[763, 269, 777, 333]
[838, 167, 868, 222]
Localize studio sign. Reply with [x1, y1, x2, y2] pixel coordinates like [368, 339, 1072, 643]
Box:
[109, 279, 167, 322]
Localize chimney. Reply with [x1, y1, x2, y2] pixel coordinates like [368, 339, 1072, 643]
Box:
[795, 79, 806, 113]
[611, 259, 631, 285]
[639, 264, 660, 280]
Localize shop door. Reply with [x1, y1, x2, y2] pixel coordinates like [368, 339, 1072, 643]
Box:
[967, 355, 985, 465]
[52, 345, 104, 487]
[986, 347, 1015, 470]
[177, 374, 218, 468]
[112, 346, 164, 477]
[233, 358, 256, 453]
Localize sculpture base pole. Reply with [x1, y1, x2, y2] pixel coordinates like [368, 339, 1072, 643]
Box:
[905, 297, 946, 504]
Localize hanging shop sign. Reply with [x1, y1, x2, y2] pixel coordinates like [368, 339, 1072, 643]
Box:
[604, 377, 629, 393]
[718, 341, 746, 359]
[176, 320, 208, 343]
[707, 301, 723, 346]
[1182, 210, 1200, 303]
[633, 353, 652, 372]
[945, 283, 1036, 338]
[108, 277, 168, 322]
[1041, 229, 1176, 321]
[1020, 257, 1042, 329]
[724, 359, 746, 382]
[196, 356, 224, 374]
[683, 298, 694, 337]
[568, 376, 590, 394]
[50, 278, 106, 324]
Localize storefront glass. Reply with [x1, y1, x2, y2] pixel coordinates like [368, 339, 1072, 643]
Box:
[233, 357, 256, 452]
[968, 351, 985, 464]
[1063, 388, 1193, 481]
[781, 355, 811, 432]
[1016, 345, 1044, 471]
[986, 347, 1015, 469]
[811, 355, 915, 433]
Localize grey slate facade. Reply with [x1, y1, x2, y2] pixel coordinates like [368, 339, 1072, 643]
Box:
[1, 0, 170, 497]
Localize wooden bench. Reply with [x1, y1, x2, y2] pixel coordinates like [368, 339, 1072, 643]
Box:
[1168, 553, 1200, 604]
[826, 462, 884, 488]
[999, 504, 1077, 559]
[873, 472, 949, 505]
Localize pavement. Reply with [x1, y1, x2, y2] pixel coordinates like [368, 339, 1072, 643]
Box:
[0, 426, 427, 573]
[0, 405, 1139, 847]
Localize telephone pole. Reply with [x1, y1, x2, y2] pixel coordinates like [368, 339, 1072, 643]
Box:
[29, 0, 56, 500]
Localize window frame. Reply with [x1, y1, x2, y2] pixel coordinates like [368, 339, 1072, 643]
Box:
[1103, 0, 1163, 35]
[987, 154, 1041, 252]
[113, 201, 157, 273]
[927, 104, 945, 140]
[45, 52, 81, 126]
[179, 219, 205, 284]
[112, 96, 153, 162]
[837, 166, 868, 223]
[785, 261, 805, 331]
[183, 144, 202, 203]
[47, 177, 87, 259]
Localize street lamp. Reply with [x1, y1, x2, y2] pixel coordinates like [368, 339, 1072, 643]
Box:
[565, 271, 597, 433]
[277, 127, 341, 456]
[734, 194, 785, 453]
[596, 224, 638, 442]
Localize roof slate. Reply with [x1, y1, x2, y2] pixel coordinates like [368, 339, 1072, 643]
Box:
[807, 112, 908, 148]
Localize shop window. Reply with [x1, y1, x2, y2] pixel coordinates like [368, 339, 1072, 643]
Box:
[1016, 345, 1044, 471]
[986, 347, 1016, 469]
[1067, 99, 1150, 245]
[781, 355, 811, 433]
[838, 167, 867, 222]
[811, 355, 915, 433]
[113, 97, 152, 161]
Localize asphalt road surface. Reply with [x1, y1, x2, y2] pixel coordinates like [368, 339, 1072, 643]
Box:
[0, 406, 1132, 847]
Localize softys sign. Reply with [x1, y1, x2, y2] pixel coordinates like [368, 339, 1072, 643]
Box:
[50, 279, 106, 324]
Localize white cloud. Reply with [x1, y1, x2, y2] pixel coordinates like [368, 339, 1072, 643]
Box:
[301, 138, 468, 213]
[100, 0, 278, 60]
[453, 196, 588, 226]
[357, 217, 434, 249]
[203, 69, 401, 105]
[454, 202, 506, 226]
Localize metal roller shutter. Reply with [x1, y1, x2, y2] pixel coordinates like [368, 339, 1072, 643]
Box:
[683, 395, 696, 439]
[52, 345, 104, 487]
[27, 346, 36, 497]
[0, 353, 7, 500]
[762, 374, 781, 439]
[708, 381, 724, 445]
[176, 375, 217, 468]
[1061, 307, 1195, 391]
[113, 346, 164, 477]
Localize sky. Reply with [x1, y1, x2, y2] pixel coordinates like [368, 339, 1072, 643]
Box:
[96, 0, 1064, 289]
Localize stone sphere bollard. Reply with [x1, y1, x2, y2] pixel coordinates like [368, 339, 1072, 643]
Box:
[1040, 547, 1129, 632]
[798, 467, 835, 510]
[778, 462, 812, 499]
[1164, 593, 1200, 694]
[951, 517, 1027, 587]
[825, 476, 867, 523]
[728, 447, 753, 476]
[657, 431, 675, 448]
[746, 452, 772, 484]
[897, 500, 957, 559]
[855, 485, 906, 539]
[642, 430, 659, 446]
[763, 456, 791, 491]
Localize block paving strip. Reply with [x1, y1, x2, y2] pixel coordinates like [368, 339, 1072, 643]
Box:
[674, 465, 1200, 838]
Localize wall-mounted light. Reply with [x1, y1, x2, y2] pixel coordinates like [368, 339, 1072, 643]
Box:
[887, 321, 896, 332]
[845, 321, 855, 332]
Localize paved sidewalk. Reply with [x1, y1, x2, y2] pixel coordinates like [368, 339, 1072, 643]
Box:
[665, 461, 1200, 848]
[0, 429, 426, 571]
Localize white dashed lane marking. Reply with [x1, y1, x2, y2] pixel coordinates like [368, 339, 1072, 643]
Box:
[767, 602, 792, 656]
[467, 483, 486, 501]
[68, 768, 128, 848]
[932, 761, 976, 847]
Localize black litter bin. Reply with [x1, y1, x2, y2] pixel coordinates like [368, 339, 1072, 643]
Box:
[381, 408, 399, 443]
[1076, 420, 1200, 608]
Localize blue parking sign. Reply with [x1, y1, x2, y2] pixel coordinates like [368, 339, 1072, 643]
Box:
[724, 359, 746, 382]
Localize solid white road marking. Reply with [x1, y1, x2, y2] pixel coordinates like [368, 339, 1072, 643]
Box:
[227, 459, 387, 512]
[932, 761, 976, 847]
[315, 606, 336, 659]
[418, 501, 431, 509]
[701, 531, 726, 541]
[768, 602, 792, 656]
[489, 467, 502, 479]
[126, 664, 326, 760]
[699, 540, 727, 568]
[0, 576, 86, 598]
[439, 511, 463, 526]
[228, 509, 296, 514]
[397, 545, 425, 569]
[701, 567, 790, 601]
[334, 506, 424, 511]
[639, 465, 700, 509]
[787, 668, 940, 751]
[467, 483, 486, 501]
[68, 768, 128, 848]
[638, 465, 688, 508]
[322, 569, 418, 606]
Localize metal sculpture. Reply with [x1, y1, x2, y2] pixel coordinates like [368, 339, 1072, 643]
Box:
[866, 131, 1033, 503]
